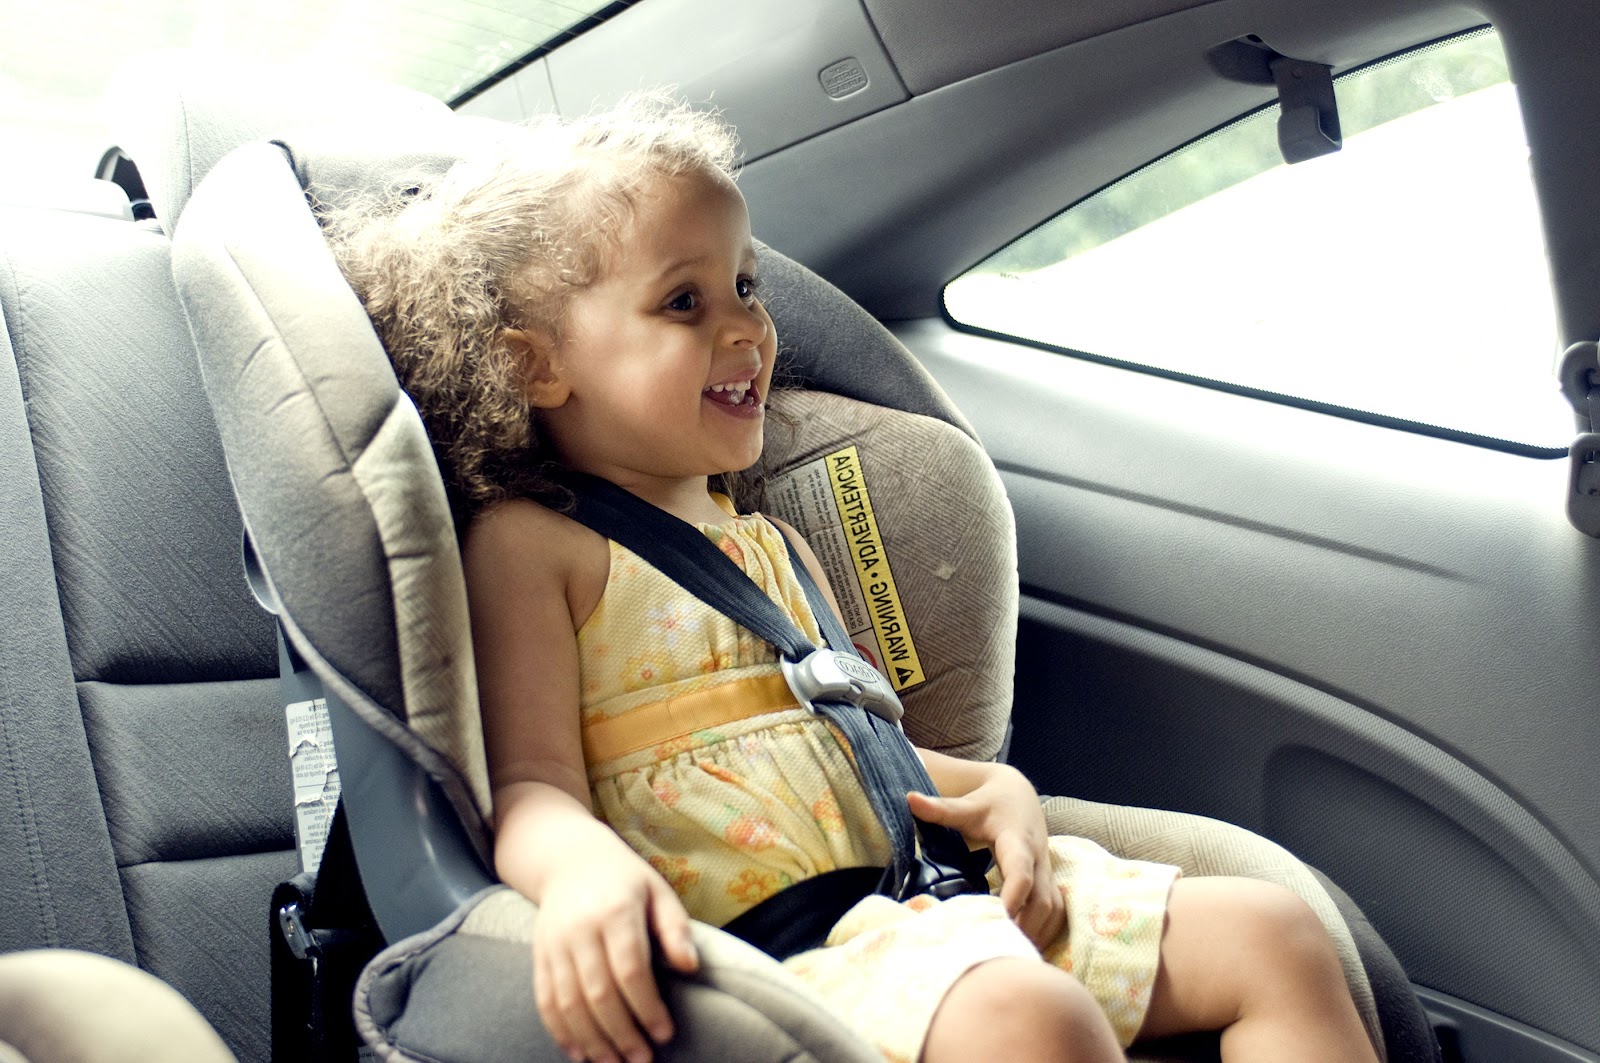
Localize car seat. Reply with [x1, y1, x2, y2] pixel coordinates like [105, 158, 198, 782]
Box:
[0, 148, 300, 1059]
[149, 68, 1438, 1063]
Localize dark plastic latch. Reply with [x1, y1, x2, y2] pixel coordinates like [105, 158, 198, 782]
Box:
[278, 900, 316, 962]
[1205, 37, 1341, 164]
[1558, 341, 1600, 431]
[1558, 343, 1600, 536]
[1568, 433, 1600, 538]
[1271, 56, 1341, 163]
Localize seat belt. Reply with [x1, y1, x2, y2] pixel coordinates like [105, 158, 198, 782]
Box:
[558, 471, 989, 910]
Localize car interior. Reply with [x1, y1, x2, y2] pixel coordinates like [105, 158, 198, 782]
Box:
[2, 0, 1598, 1062]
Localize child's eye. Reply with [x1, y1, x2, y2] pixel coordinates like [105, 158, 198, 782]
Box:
[667, 290, 699, 312]
[737, 275, 761, 301]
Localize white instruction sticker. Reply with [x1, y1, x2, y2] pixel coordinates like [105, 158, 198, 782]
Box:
[286, 698, 341, 874]
[766, 446, 925, 691]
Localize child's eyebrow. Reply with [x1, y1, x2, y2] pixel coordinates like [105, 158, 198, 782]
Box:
[653, 245, 759, 281]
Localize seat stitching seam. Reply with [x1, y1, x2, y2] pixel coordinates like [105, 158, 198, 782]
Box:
[0, 262, 63, 945]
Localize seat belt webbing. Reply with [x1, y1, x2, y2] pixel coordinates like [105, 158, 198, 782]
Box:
[559, 472, 986, 901]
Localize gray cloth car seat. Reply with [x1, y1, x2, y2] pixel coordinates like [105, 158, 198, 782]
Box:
[0, 181, 296, 1057]
[155, 73, 1437, 1063]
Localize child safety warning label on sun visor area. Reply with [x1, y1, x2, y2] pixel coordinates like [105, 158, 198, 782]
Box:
[766, 445, 925, 692]
[286, 697, 342, 874]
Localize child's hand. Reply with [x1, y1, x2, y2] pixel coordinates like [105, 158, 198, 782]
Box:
[906, 765, 1066, 950]
[532, 835, 700, 1063]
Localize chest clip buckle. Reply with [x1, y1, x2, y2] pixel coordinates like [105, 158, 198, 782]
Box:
[781, 648, 905, 725]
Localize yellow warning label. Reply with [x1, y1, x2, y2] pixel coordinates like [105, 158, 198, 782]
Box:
[824, 446, 924, 691]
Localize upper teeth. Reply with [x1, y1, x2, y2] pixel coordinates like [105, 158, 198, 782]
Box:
[710, 382, 752, 395]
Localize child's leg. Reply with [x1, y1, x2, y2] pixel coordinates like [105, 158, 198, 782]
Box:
[922, 957, 1123, 1063]
[1136, 877, 1379, 1063]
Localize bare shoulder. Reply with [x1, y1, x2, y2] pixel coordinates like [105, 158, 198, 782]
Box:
[462, 498, 610, 628]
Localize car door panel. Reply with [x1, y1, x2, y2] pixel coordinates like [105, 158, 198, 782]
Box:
[896, 318, 1600, 1055]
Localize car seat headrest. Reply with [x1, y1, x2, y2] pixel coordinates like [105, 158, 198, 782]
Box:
[110, 54, 451, 231]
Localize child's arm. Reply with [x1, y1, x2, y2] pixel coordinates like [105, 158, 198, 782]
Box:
[772, 519, 1065, 947]
[464, 501, 698, 1063]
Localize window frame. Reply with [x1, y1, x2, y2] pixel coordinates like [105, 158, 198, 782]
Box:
[939, 26, 1569, 461]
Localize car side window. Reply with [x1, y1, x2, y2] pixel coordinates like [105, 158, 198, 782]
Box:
[943, 29, 1567, 451]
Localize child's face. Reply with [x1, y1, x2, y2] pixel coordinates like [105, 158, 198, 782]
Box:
[524, 169, 778, 495]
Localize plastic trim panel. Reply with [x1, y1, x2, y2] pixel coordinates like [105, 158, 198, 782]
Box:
[546, 0, 907, 160]
[1011, 595, 1600, 1050]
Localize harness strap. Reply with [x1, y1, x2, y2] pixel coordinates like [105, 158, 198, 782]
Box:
[558, 471, 987, 903]
[719, 866, 886, 958]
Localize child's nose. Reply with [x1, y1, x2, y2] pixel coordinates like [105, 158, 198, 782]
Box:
[722, 300, 769, 349]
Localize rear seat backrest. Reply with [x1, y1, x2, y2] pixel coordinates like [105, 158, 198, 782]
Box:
[0, 201, 289, 1059]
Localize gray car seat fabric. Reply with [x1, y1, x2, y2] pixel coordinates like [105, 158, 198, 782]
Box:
[0, 198, 292, 1059]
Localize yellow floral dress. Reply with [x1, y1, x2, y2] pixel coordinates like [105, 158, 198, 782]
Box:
[579, 498, 1178, 1061]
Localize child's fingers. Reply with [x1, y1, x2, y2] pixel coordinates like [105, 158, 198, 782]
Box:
[992, 831, 1036, 917]
[603, 916, 674, 1051]
[992, 831, 1065, 947]
[1007, 848, 1067, 949]
[648, 878, 701, 976]
[533, 945, 580, 1061]
[540, 940, 622, 1063]
[1037, 849, 1068, 942]
[1020, 869, 1067, 948]
[575, 930, 655, 1063]
[906, 789, 980, 831]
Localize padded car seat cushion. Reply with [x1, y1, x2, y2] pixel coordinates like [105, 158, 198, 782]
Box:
[357, 887, 882, 1063]
[749, 389, 1017, 760]
[175, 137, 495, 842]
[357, 801, 1399, 1063]
[1043, 796, 1389, 1056]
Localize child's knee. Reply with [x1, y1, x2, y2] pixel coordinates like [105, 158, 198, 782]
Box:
[1220, 879, 1346, 988]
[961, 957, 1101, 1023]
[929, 958, 1120, 1062]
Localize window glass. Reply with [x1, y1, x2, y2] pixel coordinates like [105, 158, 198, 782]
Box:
[1, 0, 624, 186]
[944, 30, 1567, 450]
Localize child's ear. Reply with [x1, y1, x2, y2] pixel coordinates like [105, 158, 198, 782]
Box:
[502, 327, 570, 409]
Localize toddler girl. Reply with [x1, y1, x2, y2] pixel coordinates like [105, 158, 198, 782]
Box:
[327, 94, 1381, 1063]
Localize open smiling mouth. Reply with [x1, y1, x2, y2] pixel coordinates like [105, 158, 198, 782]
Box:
[704, 380, 761, 407]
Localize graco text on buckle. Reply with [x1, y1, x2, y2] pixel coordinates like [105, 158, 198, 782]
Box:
[780, 648, 905, 725]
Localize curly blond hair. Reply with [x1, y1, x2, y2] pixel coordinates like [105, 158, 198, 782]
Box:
[322, 91, 741, 514]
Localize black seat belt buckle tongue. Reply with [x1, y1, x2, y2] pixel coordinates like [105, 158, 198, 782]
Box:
[780, 648, 905, 725]
[899, 851, 990, 902]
